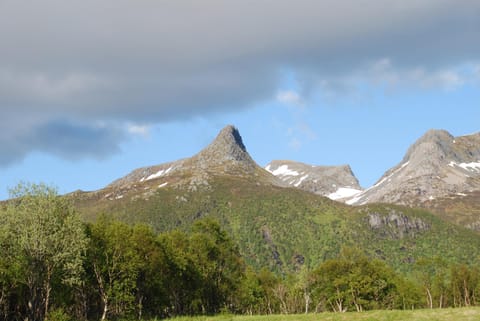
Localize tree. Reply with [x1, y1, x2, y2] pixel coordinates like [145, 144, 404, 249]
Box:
[130, 224, 164, 320]
[2, 183, 87, 321]
[415, 257, 449, 309]
[87, 217, 141, 321]
[311, 247, 406, 312]
[157, 230, 200, 316]
[189, 218, 246, 314]
[450, 264, 479, 307]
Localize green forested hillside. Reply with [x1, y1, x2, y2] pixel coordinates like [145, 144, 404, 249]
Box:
[421, 191, 480, 232]
[3, 182, 480, 320]
[73, 174, 480, 274]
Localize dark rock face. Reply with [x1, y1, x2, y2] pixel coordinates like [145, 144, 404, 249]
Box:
[367, 210, 430, 239]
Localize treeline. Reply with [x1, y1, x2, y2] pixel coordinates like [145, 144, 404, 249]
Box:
[1, 183, 480, 321]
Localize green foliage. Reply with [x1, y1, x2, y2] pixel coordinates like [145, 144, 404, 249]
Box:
[87, 216, 145, 320]
[73, 176, 480, 276]
[311, 247, 419, 312]
[46, 308, 72, 321]
[0, 182, 87, 321]
[3, 178, 480, 319]
[190, 218, 246, 314]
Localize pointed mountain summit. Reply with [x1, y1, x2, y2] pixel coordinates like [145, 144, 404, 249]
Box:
[265, 160, 362, 200]
[106, 125, 280, 195]
[192, 125, 257, 175]
[346, 129, 480, 206]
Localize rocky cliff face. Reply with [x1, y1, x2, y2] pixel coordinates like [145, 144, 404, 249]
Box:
[192, 125, 257, 175]
[346, 130, 480, 206]
[265, 160, 362, 200]
[106, 125, 281, 195]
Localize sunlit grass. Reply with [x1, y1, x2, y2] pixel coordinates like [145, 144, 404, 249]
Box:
[167, 307, 480, 321]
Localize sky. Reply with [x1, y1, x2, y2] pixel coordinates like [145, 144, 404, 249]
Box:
[1, 0, 480, 200]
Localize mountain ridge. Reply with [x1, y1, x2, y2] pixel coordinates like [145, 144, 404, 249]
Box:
[265, 160, 362, 200]
[345, 129, 480, 206]
[107, 125, 282, 193]
[68, 125, 480, 273]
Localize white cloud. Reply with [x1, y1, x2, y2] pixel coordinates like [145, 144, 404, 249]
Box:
[368, 58, 466, 90]
[475, 65, 480, 81]
[276, 90, 304, 106]
[127, 124, 151, 138]
[288, 137, 302, 151]
[312, 58, 475, 100]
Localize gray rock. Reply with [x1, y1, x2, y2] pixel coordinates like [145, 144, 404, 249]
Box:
[265, 160, 362, 199]
[107, 125, 282, 192]
[347, 129, 480, 206]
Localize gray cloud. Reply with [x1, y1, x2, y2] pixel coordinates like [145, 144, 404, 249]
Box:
[0, 120, 124, 166]
[0, 0, 479, 165]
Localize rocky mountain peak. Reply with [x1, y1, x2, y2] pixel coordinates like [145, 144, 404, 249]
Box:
[346, 129, 480, 206]
[193, 125, 256, 173]
[265, 160, 362, 200]
[107, 125, 267, 191]
[403, 129, 455, 163]
[197, 125, 247, 159]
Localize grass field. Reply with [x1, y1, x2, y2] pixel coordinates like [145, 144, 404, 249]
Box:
[168, 307, 480, 321]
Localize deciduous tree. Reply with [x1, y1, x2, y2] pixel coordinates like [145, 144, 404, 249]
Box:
[2, 183, 87, 321]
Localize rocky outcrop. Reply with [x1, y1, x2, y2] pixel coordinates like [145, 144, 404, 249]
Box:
[265, 160, 362, 200]
[366, 209, 430, 239]
[192, 125, 257, 175]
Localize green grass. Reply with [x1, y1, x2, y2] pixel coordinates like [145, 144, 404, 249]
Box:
[167, 308, 480, 321]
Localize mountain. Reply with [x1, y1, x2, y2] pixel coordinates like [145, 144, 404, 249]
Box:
[104, 125, 282, 197]
[71, 125, 480, 274]
[265, 160, 362, 201]
[420, 190, 480, 232]
[346, 129, 480, 206]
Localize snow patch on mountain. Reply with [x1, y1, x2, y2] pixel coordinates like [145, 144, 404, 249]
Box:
[265, 160, 362, 199]
[328, 187, 362, 200]
[266, 164, 300, 177]
[449, 161, 480, 173]
[141, 166, 173, 182]
[294, 175, 309, 187]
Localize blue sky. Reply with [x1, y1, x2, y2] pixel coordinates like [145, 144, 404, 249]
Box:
[1, 1, 480, 200]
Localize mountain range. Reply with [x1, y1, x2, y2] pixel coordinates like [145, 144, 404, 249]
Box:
[69, 125, 480, 273]
[265, 130, 480, 208]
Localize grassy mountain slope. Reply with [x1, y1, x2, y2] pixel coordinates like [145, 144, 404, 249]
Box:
[421, 191, 480, 232]
[73, 173, 480, 274]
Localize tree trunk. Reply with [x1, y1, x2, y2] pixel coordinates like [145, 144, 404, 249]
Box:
[464, 279, 470, 306]
[426, 288, 433, 309]
[94, 264, 109, 321]
[304, 290, 310, 314]
[44, 284, 51, 321]
[100, 297, 108, 321]
[266, 297, 272, 315]
[137, 295, 143, 320]
[334, 288, 346, 312]
[44, 267, 53, 321]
